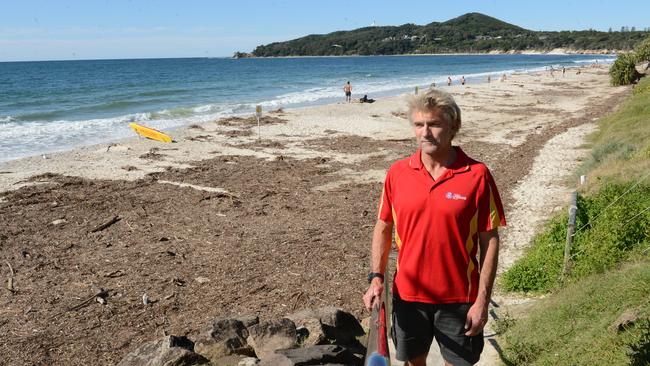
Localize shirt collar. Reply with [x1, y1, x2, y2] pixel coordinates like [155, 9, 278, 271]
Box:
[408, 146, 471, 173]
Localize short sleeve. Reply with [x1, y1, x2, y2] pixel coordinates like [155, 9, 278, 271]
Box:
[377, 171, 394, 222]
[477, 169, 506, 231]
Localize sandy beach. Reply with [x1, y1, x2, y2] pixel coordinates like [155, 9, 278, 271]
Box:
[0, 65, 630, 365]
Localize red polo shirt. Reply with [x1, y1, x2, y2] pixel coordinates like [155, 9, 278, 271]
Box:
[377, 147, 506, 304]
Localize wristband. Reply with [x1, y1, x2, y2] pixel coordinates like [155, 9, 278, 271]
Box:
[367, 272, 384, 283]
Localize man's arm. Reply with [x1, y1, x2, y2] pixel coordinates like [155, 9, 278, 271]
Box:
[362, 219, 393, 310]
[464, 228, 499, 336]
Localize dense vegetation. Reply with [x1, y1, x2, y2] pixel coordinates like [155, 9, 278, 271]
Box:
[498, 75, 650, 365]
[249, 13, 650, 57]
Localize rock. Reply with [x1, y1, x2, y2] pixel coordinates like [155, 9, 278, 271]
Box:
[117, 335, 209, 366]
[195, 277, 210, 284]
[258, 345, 362, 366]
[286, 307, 364, 346]
[609, 309, 640, 333]
[237, 315, 260, 328]
[247, 318, 297, 359]
[296, 318, 326, 347]
[194, 318, 254, 361]
[51, 219, 67, 226]
[238, 357, 260, 366]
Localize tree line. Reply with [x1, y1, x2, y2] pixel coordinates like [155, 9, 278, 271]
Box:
[246, 13, 650, 57]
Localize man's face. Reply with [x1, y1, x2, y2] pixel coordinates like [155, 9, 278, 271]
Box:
[412, 108, 455, 155]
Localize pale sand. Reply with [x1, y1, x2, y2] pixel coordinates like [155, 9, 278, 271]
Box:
[1, 65, 628, 365]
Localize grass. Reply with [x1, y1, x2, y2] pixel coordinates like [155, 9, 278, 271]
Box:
[499, 261, 650, 365]
[576, 76, 650, 191]
[499, 75, 650, 364]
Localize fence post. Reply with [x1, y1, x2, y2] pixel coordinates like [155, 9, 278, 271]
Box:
[563, 192, 578, 277]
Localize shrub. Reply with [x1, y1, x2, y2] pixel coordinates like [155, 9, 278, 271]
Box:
[634, 37, 650, 67]
[610, 53, 641, 86]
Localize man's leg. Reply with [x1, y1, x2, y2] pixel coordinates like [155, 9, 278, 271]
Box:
[433, 303, 484, 366]
[392, 294, 434, 364]
[404, 353, 427, 366]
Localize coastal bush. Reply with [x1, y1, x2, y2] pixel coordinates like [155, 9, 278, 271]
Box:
[634, 36, 650, 68]
[501, 261, 650, 365]
[609, 52, 641, 86]
[501, 182, 650, 293]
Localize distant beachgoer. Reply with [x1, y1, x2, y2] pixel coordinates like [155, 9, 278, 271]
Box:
[460, 76, 466, 85]
[430, 81, 436, 89]
[500, 74, 506, 82]
[447, 76, 452, 86]
[360, 95, 375, 103]
[487, 75, 491, 83]
[550, 66, 555, 78]
[562, 67, 566, 76]
[344, 81, 352, 102]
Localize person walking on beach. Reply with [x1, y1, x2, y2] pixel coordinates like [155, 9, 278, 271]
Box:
[447, 76, 452, 86]
[460, 76, 466, 85]
[343, 81, 352, 103]
[363, 89, 506, 366]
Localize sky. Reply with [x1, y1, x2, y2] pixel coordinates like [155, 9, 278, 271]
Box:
[1, 0, 649, 62]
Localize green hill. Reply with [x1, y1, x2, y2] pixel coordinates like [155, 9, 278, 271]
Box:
[249, 12, 650, 56]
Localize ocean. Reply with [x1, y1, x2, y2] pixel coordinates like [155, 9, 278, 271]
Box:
[0, 54, 615, 162]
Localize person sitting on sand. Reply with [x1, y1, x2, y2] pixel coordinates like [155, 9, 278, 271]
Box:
[360, 95, 375, 103]
[343, 81, 352, 103]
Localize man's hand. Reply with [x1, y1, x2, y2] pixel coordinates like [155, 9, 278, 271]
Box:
[464, 301, 488, 336]
[362, 278, 384, 310]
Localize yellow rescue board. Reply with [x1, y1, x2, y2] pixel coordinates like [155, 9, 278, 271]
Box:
[129, 123, 173, 143]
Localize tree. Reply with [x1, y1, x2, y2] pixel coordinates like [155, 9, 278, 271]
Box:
[634, 36, 650, 70]
[609, 53, 641, 85]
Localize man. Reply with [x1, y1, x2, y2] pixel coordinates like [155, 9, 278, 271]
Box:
[363, 89, 505, 366]
[344, 81, 352, 102]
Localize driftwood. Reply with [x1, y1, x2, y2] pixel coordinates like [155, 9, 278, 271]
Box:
[5, 261, 14, 292]
[68, 289, 109, 312]
[90, 215, 121, 233]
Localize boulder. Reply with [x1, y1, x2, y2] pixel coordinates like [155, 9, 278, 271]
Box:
[247, 318, 297, 359]
[286, 307, 364, 346]
[258, 345, 362, 366]
[237, 314, 260, 328]
[238, 357, 260, 366]
[194, 318, 255, 361]
[117, 335, 209, 366]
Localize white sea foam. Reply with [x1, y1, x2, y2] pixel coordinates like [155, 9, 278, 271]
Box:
[0, 116, 15, 123]
[572, 58, 615, 64]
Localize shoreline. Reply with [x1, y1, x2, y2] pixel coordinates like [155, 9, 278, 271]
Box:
[1, 61, 613, 168]
[236, 49, 622, 59]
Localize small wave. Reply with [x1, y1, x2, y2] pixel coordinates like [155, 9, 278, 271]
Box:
[0, 116, 15, 123]
[572, 58, 615, 64]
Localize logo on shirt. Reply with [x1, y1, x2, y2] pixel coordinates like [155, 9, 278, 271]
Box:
[445, 192, 467, 201]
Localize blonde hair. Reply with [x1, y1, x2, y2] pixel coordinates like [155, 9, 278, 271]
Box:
[407, 89, 461, 137]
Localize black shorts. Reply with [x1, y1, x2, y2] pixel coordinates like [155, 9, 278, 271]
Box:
[392, 293, 484, 365]
[345, 91, 351, 96]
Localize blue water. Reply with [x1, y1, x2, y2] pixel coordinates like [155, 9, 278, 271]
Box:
[0, 54, 615, 162]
